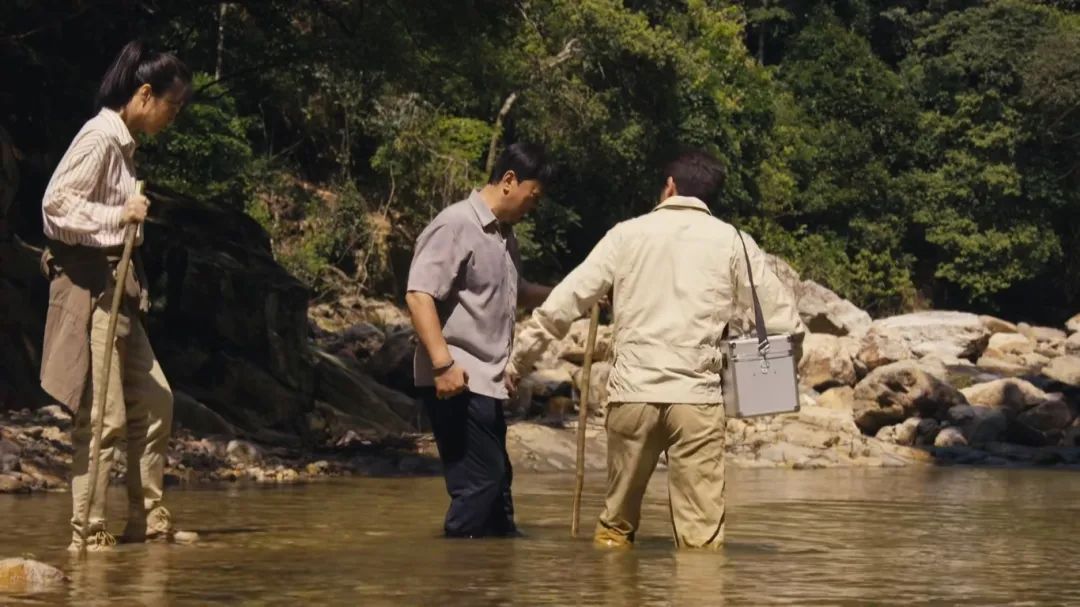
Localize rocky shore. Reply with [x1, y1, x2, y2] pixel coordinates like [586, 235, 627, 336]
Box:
[3, 181, 1079, 496]
[4, 259, 1079, 496]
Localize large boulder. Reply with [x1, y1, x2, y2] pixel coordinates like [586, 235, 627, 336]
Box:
[870, 312, 990, 361]
[798, 334, 858, 390]
[960, 378, 1057, 418]
[976, 355, 1040, 377]
[852, 360, 968, 434]
[979, 315, 1018, 334]
[313, 350, 418, 434]
[172, 390, 237, 437]
[1042, 356, 1080, 386]
[1011, 397, 1076, 446]
[796, 280, 872, 337]
[363, 325, 418, 395]
[857, 327, 914, 372]
[1018, 324, 1067, 358]
[983, 332, 1035, 359]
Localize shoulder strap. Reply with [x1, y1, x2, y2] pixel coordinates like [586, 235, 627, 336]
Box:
[734, 228, 770, 356]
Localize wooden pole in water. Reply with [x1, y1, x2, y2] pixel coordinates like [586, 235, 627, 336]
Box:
[571, 303, 601, 538]
[79, 181, 143, 555]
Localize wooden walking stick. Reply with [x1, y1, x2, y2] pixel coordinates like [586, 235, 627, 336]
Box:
[79, 180, 144, 554]
[571, 302, 601, 537]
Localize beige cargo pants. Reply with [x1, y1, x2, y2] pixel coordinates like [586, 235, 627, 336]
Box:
[70, 301, 173, 541]
[594, 402, 726, 549]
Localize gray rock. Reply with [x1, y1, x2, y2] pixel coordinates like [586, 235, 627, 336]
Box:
[871, 312, 990, 360]
[34, 405, 72, 426]
[934, 427, 968, 448]
[0, 558, 67, 592]
[1061, 425, 1080, 448]
[1067, 312, 1080, 335]
[1017, 324, 1067, 358]
[315, 350, 419, 433]
[875, 417, 921, 446]
[796, 280, 872, 337]
[226, 439, 264, 465]
[976, 355, 1035, 377]
[757, 442, 818, 467]
[1016, 398, 1075, 435]
[817, 386, 855, 411]
[984, 332, 1035, 359]
[946, 405, 1007, 446]
[960, 378, 1055, 416]
[915, 418, 941, 446]
[1067, 333, 1080, 356]
[173, 391, 237, 437]
[852, 360, 968, 434]
[1043, 356, 1080, 386]
[525, 368, 574, 399]
[979, 315, 1019, 334]
[857, 327, 914, 372]
[799, 333, 858, 390]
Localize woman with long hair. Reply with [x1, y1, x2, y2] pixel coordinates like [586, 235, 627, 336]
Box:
[39, 39, 194, 551]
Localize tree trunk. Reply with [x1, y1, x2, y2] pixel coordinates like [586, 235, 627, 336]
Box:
[216, 3, 229, 80]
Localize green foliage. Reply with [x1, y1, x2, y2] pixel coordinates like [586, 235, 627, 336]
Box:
[138, 73, 255, 206]
[4, 0, 1080, 321]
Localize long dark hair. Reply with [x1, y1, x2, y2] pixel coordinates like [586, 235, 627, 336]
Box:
[95, 39, 192, 111]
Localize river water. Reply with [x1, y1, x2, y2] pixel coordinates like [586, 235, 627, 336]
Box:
[2, 466, 1079, 605]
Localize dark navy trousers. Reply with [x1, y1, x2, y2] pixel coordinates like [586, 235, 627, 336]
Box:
[422, 389, 516, 537]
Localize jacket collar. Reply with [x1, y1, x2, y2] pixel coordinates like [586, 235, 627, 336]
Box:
[652, 195, 712, 215]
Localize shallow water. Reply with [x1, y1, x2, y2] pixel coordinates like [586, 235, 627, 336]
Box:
[2, 466, 1079, 605]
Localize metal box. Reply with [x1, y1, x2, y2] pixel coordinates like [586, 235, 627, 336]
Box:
[722, 334, 800, 418]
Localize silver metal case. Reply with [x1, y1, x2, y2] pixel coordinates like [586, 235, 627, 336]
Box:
[722, 334, 799, 418]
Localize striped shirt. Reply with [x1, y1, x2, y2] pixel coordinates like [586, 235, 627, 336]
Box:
[42, 108, 142, 248]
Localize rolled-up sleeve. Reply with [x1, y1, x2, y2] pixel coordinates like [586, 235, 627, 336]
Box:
[511, 227, 620, 376]
[407, 220, 467, 301]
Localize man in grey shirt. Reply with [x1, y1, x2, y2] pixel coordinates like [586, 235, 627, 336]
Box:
[405, 143, 553, 537]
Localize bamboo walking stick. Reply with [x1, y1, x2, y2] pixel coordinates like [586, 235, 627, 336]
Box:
[79, 180, 144, 554]
[571, 302, 601, 537]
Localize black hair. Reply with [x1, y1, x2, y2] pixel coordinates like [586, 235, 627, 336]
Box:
[488, 142, 554, 185]
[663, 148, 726, 203]
[95, 39, 193, 111]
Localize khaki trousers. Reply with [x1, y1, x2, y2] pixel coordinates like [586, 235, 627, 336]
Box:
[594, 402, 726, 549]
[70, 302, 173, 538]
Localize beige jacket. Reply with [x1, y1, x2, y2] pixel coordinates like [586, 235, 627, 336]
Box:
[511, 196, 804, 405]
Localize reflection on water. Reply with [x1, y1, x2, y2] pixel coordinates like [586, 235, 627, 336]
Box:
[2, 466, 1079, 605]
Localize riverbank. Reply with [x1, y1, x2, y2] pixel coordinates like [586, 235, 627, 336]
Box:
[5, 398, 1079, 496]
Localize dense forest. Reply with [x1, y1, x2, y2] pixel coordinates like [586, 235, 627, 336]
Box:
[3, 1, 1079, 322]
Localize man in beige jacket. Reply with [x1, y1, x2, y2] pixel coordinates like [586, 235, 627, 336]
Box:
[510, 149, 804, 549]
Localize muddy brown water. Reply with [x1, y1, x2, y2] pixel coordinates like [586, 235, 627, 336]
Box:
[1, 466, 1079, 605]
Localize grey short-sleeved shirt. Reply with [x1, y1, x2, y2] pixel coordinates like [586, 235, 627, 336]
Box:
[407, 190, 522, 399]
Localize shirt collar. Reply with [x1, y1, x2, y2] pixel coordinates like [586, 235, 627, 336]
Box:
[98, 108, 137, 154]
[652, 195, 713, 215]
[467, 190, 500, 230]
